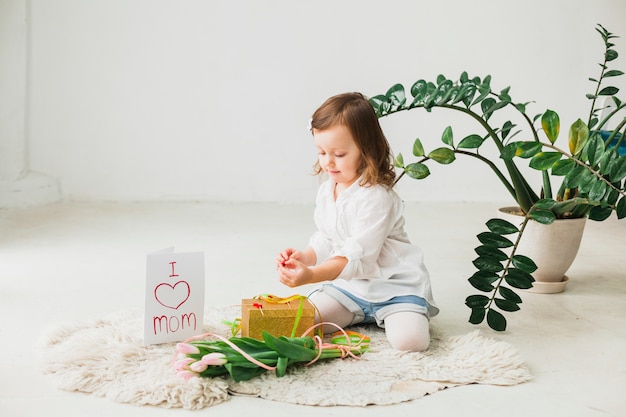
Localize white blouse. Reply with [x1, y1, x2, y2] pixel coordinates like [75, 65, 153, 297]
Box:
[308, 178, 439, 317]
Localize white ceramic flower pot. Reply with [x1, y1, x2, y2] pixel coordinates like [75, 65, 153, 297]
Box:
[498, 207, 587, 294]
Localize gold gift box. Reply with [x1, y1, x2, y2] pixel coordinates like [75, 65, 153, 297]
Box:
[241, 298, 315, 340]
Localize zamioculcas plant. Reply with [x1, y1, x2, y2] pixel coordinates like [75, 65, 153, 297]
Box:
[369, 24, 626, 331]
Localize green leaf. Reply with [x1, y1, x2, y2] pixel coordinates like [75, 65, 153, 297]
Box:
[465, 294, 490, 308]
[529, 208, 556, 224]
[598, 149, 618, 176]
[609, 156, 626, 181]
[617, 196, 626, 219]
[405, 162, 430, 179]
[588, 180, 607, 201]
[226, 364, 268, 382]
[551, 158, 575, 176]
[486, 218, 519, 234]
[262, 332, 317, 362]
[472, 256, 504, 273]
[501, 141, 541, 160]
[427, 147, 456, 164]
[533, 198, 557, 209]
[475, 245, 509, 261]
[412, 138, 425, 157]
[468, 271, 498, 292]
[410, 80, 428, 103]
[386, 83, 406, 108]
[511, 254, 538, 273]
[589, 205, 613, 221]
[469, 307, 486, 324]
[604, 69, 624, 77]
[394, 153, 404, 168]
[504, 268, 535, 289]
[569, 119, 590, 156]
[486, 309, 507, 331]
[477, 232, 514, 248]
[499, 286, 522, 303]
[586, 135, 605, 167]
[541, 109, 560, 144]
[564, 164, 586, 188]
[598, 86, 619, 96]
[457, 134, 486, 149]
[529, 152, 562, 170]
[441, 126, 454, 147]
[494, 298, 521, 312]
[275, 356, 289, 378]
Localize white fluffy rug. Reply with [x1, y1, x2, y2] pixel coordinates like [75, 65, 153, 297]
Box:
[40, 306, 532, 409]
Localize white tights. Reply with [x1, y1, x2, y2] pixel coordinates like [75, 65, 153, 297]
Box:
[310, 291, 431, 352]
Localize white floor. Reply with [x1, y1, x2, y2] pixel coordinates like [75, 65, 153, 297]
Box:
[0, 201, 624, 417]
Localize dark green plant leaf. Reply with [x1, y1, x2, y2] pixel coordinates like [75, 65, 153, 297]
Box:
[499, 286, 522, 303]
[458, 134, 486, 149]
[504, 268, 535, 289]
[369, 95, 387, 116]
[387, 84, 406, 108]
[472, 256, 504, 273]
[529, 208, 556, 224]
[564, 164, 586, 188]
[410, 79, 428, 100]
[617, 196, 626, 219]
[405, 162, 430, 180]
[551, 158, 576, 176]
[494, 298, 521, 312]
[486, 218, 519, 234]
[468, 271, 498, 292]
[511, 254, 538, 273]
[529, 152, 562, 170]
[477, 232, 514, 248]
[589, 205, 613, 221]
[465, 294, 490, 308]
[486, 309, 507, 331]
[475, 245, 509, 261]
[588, 180, 607, 201]
[609, 156, 626, 181]
[577, 168, 599, 193]
[468, 307, 486, 324]
[598, 86, 619, 96]
[427, 147, 456, 164]
[604, 69, 624, 77]
[586, 135, 606, 166]
[533, 198, 557, 209]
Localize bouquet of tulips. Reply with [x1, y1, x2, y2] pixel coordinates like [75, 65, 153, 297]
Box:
[174, 327, 370, 382]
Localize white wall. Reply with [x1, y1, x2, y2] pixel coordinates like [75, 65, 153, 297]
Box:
[24, 0, 626, 203]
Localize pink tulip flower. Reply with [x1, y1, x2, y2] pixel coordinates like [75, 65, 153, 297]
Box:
[175, 342, 200, 355]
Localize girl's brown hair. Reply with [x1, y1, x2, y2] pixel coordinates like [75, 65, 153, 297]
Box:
[310, 92, 396, 188]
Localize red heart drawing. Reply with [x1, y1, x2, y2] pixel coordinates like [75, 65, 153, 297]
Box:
[154, 281, 190, 310]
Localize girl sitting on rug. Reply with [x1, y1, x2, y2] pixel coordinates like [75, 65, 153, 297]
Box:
[276, 92, 439, 352]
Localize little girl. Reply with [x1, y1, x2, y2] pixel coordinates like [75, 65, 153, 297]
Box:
[276, 92, 438, 352]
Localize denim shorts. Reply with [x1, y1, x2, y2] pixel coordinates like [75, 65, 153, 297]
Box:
[311, 284, 430, 327]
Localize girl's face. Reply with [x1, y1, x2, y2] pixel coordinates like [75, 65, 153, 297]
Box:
[313, 124, 362, 191]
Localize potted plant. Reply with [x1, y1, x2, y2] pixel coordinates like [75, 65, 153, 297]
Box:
[369, 24, 626, 331]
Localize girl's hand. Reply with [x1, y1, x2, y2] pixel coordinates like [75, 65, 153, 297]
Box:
[276, 248, 303, 269]
[277, 258, 313, 288]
